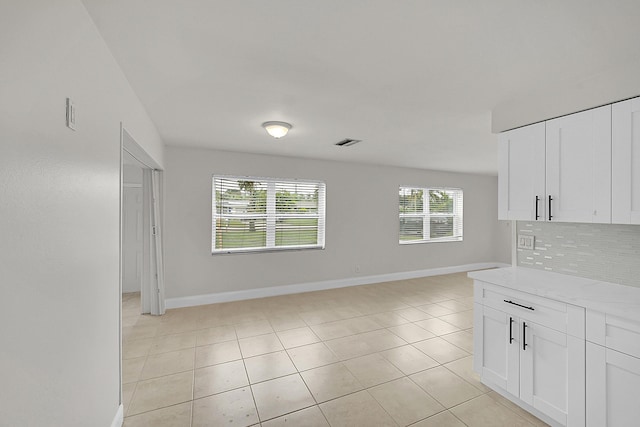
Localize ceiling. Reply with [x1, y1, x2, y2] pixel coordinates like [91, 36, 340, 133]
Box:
[82, 0, 640, 175]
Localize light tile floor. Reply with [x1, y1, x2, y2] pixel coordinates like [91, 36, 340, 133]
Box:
[121, 273, 550, 426]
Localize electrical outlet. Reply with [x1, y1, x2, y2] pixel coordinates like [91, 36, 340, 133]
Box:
[517, 234, 535, 250]
[355, 265, 361, 273]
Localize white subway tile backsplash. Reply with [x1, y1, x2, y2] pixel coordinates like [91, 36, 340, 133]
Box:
[516, 221, 640, 288]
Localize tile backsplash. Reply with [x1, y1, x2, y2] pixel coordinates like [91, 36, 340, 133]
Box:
[516, 221, 640, 288]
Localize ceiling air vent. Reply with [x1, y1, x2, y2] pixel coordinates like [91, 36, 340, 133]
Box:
[335, 138, 362, 147]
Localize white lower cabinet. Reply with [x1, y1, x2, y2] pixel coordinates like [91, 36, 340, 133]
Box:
[585, 310, 640, 427]
[586, 343, 640, 427]
[520, 322, 585, 427]
[474, 305, 519, 395]
[471, 269, 640, 427]
[474, 301, 584, 426]
[474, 280, 585, 427]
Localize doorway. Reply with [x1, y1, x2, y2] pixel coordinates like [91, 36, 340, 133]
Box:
[120, 127, 165, 316]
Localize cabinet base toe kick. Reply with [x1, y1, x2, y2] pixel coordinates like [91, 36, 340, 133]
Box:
[479, 378, 565, 427]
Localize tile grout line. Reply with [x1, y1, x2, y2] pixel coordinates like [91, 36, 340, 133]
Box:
[240, 326, 265, 424]
[119, 276, 547, 425]
[123, 329, 155, 418]
[269, 322, 323, 424]
[189, 335, 197, 427]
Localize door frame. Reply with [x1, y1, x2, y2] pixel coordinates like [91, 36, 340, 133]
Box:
[120, 125, 164, 312]
[118, 123, 164, 410]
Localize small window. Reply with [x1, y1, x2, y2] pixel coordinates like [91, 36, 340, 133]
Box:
[212, 175, 326, 254]
[399, 186, 463, 244]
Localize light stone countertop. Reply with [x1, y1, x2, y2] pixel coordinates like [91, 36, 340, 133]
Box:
[468, 267, 640, 322]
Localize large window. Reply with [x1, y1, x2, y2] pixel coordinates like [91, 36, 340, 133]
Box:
[212, 175, 326, 254]
[399, 186, 463, 244]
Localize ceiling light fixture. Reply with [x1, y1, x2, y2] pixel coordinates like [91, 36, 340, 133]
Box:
[262, 121, 292, 139]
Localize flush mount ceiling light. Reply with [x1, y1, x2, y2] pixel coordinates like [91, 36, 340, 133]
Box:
[262, 121, 292, 139]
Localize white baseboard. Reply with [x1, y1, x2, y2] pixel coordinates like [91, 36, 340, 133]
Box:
[165, 262, 509, 309]
[111, 404, 123, 427]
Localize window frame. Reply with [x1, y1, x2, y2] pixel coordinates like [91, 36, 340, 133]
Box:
[399, 186, 463, 244]
[212, 175, 326, 254]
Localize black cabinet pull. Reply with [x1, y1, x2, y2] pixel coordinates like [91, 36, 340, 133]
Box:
[523, 322, 528, 350]
[509, 317, 514, 344]
[535, 196, 540, 220]
[548, 195, 553, 221]
[503, 299, 535, 311]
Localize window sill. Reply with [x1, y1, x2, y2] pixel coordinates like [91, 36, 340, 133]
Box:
[399, 238, 463, 245]
[212, 245, 325, 255]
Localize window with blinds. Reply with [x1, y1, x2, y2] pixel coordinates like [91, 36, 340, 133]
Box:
[212, 176, 326, 254]
[399, 186, 463, 244]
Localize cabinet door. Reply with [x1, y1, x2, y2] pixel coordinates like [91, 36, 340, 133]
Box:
[520, 321, 585, 427]
[612, 97, 640, 224]
[498, 122, 546, 220]
[473, 304, 519, 396]
[546, 105, 611, 223]
[587, 342, 640, 427]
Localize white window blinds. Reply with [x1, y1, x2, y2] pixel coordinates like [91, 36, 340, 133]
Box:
[212, 176, 326, 254]
[399, 187, 463, 244]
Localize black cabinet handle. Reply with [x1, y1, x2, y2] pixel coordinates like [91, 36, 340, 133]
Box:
[523, 322, 528, 350]
[509, 317, 514, 344]
[503, 299, 535, 311]
[535, 196, 540, 220]
[548, 195, 553, 221]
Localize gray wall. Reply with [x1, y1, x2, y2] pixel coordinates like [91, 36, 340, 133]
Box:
[0, 1, 164, 425]
[517, 221, 640, 288]
[164, 146, 511, 299]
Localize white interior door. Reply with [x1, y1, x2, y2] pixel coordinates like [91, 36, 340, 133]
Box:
[150, 170, 165, 315]
[122, 186, 143, 293]
[140, 168, 165, 315]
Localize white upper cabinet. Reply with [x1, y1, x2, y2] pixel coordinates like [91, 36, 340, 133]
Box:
[498, 123, 546, 220]
[546, 105, 611, 223]
[612, 98, 640, 224]
[498, 104, 613, 224]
